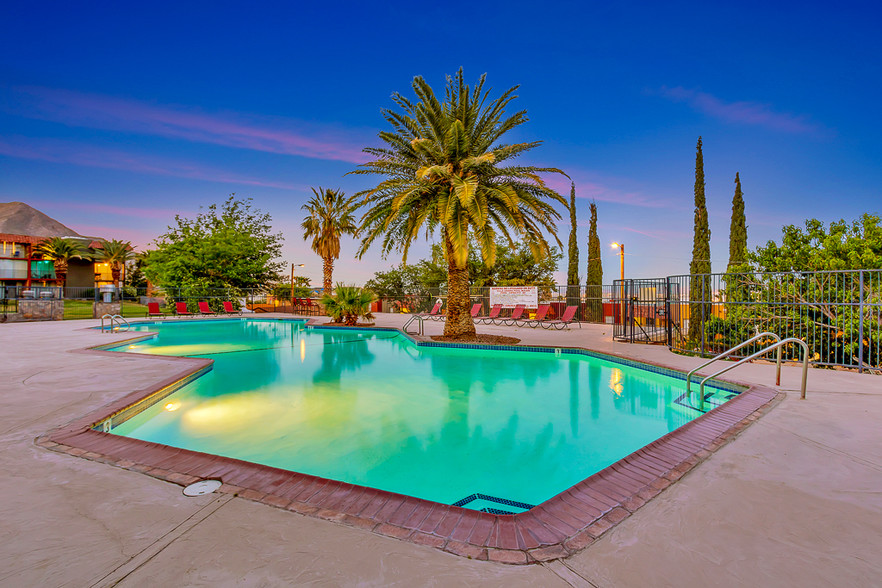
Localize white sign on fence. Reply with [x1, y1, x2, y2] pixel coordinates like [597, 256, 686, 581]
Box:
[489, 286, 538, 309]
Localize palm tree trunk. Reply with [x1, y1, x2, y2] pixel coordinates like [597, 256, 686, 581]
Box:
[112, 265, 122, 289]
[443, 237, 476, 338]
[323, 257, 333, 295]
[55, 260, 67, 289]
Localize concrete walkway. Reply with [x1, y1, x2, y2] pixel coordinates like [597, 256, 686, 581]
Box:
[1, 315, 880, 587]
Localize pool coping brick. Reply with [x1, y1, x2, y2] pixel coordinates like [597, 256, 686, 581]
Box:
[38, 321, 783, 565]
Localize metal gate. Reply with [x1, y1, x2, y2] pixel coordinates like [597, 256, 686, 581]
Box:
[612, 278, 681, 344]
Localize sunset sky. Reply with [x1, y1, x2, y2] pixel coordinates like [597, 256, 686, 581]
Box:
[2, 1, 879, 285]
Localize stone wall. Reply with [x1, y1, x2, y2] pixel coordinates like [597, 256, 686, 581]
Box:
[93, 301, 121, 318]
[18, 300, 64, 321]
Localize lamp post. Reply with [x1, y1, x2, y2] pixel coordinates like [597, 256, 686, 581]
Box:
[290, 263, 305, 313]
[611, 243, 625, 327]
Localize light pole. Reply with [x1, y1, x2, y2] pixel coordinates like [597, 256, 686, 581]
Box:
[290, 263, 305, 313]
[611, 243, 625, 328]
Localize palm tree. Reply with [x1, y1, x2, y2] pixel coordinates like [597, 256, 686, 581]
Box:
[94, 239, 134, 288]
[34, 237, 91, 288]
[301, 187, 359, 294]
[351, 69, 567, 337]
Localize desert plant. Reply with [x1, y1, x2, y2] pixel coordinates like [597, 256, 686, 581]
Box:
[321, 284, 377, 326]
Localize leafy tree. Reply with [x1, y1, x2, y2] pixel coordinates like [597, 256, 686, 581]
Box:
[467, 240, 561, 292]
[717, 215, 882, 368]
[272, 276, 312, 301]
[94, 239, 134, 287]
[566, 182, 581, 307]
[586, 201, 603, 321]
[34, 237, 91, 288]
[301, 187, 359, 294]
[125, 254, 149, 289]
[688, 136, 711, 342]
[751, 215, 882, 271]
[144, 195, 284, 292]
[321, 284, 377, 325]
[351, 69, 566, 338]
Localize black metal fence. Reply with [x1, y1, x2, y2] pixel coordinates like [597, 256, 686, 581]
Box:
[611, 279, 682, 344]
[0, 286, 327, 320]
[664, 270, 882, 373]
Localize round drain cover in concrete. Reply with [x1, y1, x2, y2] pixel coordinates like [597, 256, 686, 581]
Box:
[183, 479, 222, 496]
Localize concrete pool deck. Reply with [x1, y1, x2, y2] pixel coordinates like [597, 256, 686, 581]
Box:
[1, 315, 881, 586]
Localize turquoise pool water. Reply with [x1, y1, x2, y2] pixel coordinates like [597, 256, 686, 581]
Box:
[106, 319, 736, 513]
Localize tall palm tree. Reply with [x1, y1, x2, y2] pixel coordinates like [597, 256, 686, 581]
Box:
[34, 237, 91, 288]
[351, 69, 567, 337]
[94, 239, 134, 288]
[301, 187, 359, 294]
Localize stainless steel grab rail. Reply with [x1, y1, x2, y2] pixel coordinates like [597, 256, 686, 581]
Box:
[686, 332, 782, 395]
[100, 313, 130, 333]
[697, 337, 810, 409]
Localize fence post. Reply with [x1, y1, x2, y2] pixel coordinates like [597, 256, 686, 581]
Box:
[858, 271, 865, 374]
[665, 277, 673, 348]
[700, 276, 706, 356]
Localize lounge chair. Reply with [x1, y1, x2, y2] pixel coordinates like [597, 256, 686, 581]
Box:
[146, 302, 166, 318]
[541, 305, 581, 330]
[198, 301, 217, 316]
[174, 301, 193, 317]
[475, 304, 502, 324]
[519, 304, 550, 327]
[469, 303, 483, 318]
[222, 301, 242, 315]
[501, 304, 526, 326]
[416, 301, 442, 320]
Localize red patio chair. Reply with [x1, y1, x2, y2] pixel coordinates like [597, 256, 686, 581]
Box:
[146, 302, 166, 318]
[416, 301, 442, 320]
[520, 304, 550, 327]
[475, 304, 502, 324]
[541, 305, 581, 330]
[222, 301, 242, 315]
[470, 303, 483, 318]
[501, 304, 526, 326]
[197, 301, 216, 315]
[174, 301, 193, 317]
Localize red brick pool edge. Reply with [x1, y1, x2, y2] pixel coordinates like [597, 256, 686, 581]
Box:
[38, 348, 780, 565]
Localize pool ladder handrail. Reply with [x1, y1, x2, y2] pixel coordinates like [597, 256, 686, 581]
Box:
[686, 332, 782, 395]
[402, 313, 425, 336]
[693, 337, 810, 410]
[100, 313, 130, 333]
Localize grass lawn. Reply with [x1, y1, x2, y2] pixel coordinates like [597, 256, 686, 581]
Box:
[63, 300, 150, 320]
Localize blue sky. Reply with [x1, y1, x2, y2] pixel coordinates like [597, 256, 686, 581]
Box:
[1, 1, 879, 285]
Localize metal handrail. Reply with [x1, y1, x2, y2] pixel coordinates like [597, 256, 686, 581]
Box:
[402, 314, 425, 336]
[686, 332, 782, 395]
[100, 313, 130, 333]
[697, 337, 810, 409]
[111, 314, 130, 332]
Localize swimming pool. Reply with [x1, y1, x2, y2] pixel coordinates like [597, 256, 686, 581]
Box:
[99, 318, 738, 514]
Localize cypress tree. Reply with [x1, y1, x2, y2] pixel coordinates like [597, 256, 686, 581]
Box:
[586, 201, 603, 321]
[725, 172, 750, 310]
[688, 136, 711, 343]
[566, 182, 581, 310]
[727, 172, 747, 270]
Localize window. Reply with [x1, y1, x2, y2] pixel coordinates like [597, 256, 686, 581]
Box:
[0, 242, 27, 258]
[0, 259, 28, 279]
[31, 260, 56, 279]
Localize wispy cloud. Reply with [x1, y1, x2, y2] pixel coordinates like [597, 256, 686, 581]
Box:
[544, 174, 675, 209]
[0, 136, 302, 190]
[5, 86, 374, 163]
[28, 200, 193, 221]
[657, 86, 822, 134]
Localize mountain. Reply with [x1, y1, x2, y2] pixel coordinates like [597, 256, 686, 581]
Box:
[0, 202, 82, 238]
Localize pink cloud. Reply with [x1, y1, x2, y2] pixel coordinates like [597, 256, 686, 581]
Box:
[8, 86, 373, 164]
[658, 86, 821, 134]
[0, 136, 303, 190]
[544, 173, 675, 209]
[29, 200, 194, 221]
[65, 223, 158, 249]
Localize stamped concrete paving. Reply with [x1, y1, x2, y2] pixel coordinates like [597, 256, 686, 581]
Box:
[1, 315, 881, 587]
